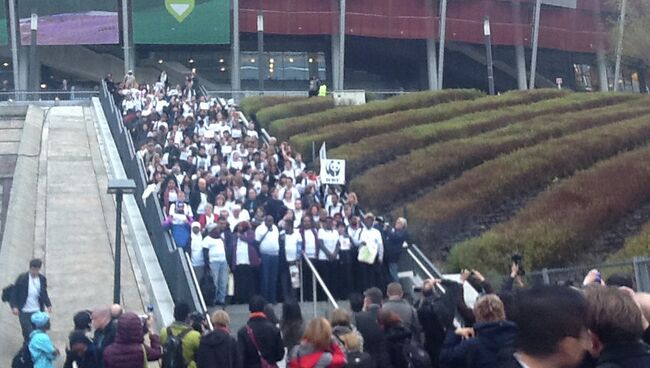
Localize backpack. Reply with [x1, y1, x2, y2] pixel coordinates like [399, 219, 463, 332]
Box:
[2, 284, 15, 303]
[161, 326, 192, 368]
[402, 341, 432, 368]
[11, 341, 33, 368]
[345, 351, 373, 368]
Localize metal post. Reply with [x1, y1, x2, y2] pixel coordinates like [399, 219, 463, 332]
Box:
[257, 11, 264, 93]
[331, 34, 340, 91]
[437, 0, 448, 89]
[511, 0, 527, 90]
[529, 0, 542, 89]
[484, 17, 495, 95]
[122, 0, 132, 76]
[231, 0, 241, 94]
[338, 0, 346, 90]
[613, 0, 627, 92]
[300, 260, 304, 303]
[542, 268, 550, 285]
[113, 192, 123, 304]
[312, 267, 317, 317]
[8, 0, 20, 93]
[425, 0, 438, 90]
[29, 13, 38, 94]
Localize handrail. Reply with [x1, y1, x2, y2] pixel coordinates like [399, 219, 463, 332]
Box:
[301, 253, 339, 316]
[184, 253, 214, 331]
[406, 246, 445, 294]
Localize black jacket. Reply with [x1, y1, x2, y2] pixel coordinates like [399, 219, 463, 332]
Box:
[237, 316, 285, 368]
[10, 272, 51, 311]
[384, 228, 407, 263]
[596, 342, 650, 368]
[355, 306, 390, 368]
[63, 335, 99, 368]
[196, 328, 239, 368]
[440, 320, 518, 368]
[384, 325, 412, 368]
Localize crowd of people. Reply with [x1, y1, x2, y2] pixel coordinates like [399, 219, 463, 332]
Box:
[107, 70, 409, 307]
[8, 256, 650, 368]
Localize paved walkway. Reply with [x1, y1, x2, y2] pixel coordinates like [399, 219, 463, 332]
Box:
[0, 112, 22, 243]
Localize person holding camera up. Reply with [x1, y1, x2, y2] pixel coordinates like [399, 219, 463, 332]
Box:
[160, 302, 202, 368]
[102, 311, 162, 368]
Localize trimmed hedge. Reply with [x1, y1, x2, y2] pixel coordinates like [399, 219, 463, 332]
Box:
[290, 89, 567, 155]
[352, 96, 646, 212]
[269, 89, 485, 140]
[448, 144, 650, 274]
[402, 110, 650, 261]
[239, 96, 303, 115]
[256, 97, 334, 128]
[611, 221, 650, 261]
[333, 92, 611, 175]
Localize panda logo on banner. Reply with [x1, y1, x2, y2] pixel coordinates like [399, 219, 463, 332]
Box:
[321, 159, 346, 185]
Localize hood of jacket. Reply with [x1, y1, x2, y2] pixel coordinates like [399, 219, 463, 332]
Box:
[474, 320, 518, 352]
[201, 329, 231, 347]
[332, 325, 354, 337]
[115, 313, 145, 344]
[384, 325, 411, 343]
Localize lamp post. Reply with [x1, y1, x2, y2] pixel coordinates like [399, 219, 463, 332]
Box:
[107, 179, 137, 304]
[29, 12, 38, 93]
[484, 16, 495, 96]
[529, 0, 542, 89]
[613, 0, 627, 92]
[257, 11, 264, 93]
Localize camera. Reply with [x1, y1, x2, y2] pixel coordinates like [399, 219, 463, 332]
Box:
[190, 311, 206, 332]
[511, 253, 526, 276]
[139, 314, 150, 335]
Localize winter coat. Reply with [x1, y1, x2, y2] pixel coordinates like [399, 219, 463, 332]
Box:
[383, 228, 407, 263]
[195, 328, 238, 368]
[29, 329, 57, 368]
[63, 335, 98, 368]
[236, 315, 285, 368]
[102, 313, 162, 368]
[383, 325, 412, 368]
[160, 322, 201, 368]
[332, 325, 364, 352]
[10, 273, 51, 311]
[596, 342, 650, 368]
[355, 306, 391, 368]
[288, 341, 347, 368]
[439, 320, 518, 368]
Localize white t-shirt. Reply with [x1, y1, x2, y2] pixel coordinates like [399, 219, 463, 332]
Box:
[339, 235, 352, 251]
[284, 232, 302, 263]
[190, 233, 205, 267]
[235, 238, 250, 265]
[22, 275, 41, 313]
[203, 236, 227, 262]
[255, 224, 280, 255]
[302, 229, 317, 259]
[318, 228, 339, 261]
[358, 226, 384, 262]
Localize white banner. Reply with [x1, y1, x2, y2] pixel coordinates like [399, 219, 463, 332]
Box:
[320, 159, 345, 185]
[319, 142, 327, 162]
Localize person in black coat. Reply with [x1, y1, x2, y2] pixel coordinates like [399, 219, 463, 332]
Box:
[354, 288, 391, 368]
[10, 258, 52, 341]
[383, 218, 408, 284]
[377, 309, 413, 368]
[584, 286, 650, 368]
[63, 330, 99, 368]
[264, 188, 287, 223]
[196, 310, 239, 368]
[237, 295, 285, 368]
[440, 294, 517, 368]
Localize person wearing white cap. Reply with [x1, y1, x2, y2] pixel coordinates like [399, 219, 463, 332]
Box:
[189, 222, 206, 281]
[28, 311, 59, 368]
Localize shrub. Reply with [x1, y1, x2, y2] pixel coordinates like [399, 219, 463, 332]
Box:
[269, 89, 485, 139]
[290, 89, 567, 155]
[352, 96, 646, 212]
[239, 96, 303, 115]
[611, 222, 650, 261]
[448, 144, 650, 274]
[256, 97, 334, 128]
[401, 111, 650, 263]
[333, 92, 617, 175]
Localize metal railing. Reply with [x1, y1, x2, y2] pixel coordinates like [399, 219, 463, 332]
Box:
[300, 254, 339, 317]
[98, 80, 206, 315]
[0, 89, 98, 102]
[522, 256, 650, 292]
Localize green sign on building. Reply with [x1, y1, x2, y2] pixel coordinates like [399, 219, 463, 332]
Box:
[134, 0, 230, 45]
[0, 1, 8, 46]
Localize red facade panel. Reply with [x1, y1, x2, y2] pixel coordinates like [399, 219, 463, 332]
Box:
[238, 0, 608, 53]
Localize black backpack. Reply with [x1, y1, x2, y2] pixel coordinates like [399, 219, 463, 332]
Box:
[402, 341, 432, 368]
[162, 327, 192, 368]
[345, 351, 373, 368]
[11, 340, 33, 368]
[2, 284, 15, 303]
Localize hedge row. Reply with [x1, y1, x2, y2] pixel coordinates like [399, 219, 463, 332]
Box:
[269, 89, 485, 139]
[256, 97, 334, 128]
[402, 110, 650, 261]
[448, 144, 650, 274]
[351, 96, 647, 212]
[333, 92, 614, 175]
[290, 89, 567, 156]
[239, 96, 303, 115]
[611, 221, 650, 261]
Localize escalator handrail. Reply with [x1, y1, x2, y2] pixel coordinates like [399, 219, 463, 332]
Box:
[301, 253, 339, 310]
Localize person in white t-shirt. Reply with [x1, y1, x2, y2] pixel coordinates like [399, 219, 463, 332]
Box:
[280, 221, 302, 301]
[203, 224, 228, 305]
[316, 217, 341, 300]
[357, 213, 384, 292]
[189, 222, 206, 281]
[229, 221, 260, 304]
[255, 215, 280, 304]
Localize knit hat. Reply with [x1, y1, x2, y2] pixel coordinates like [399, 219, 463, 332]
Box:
[31, 312, 50, 328]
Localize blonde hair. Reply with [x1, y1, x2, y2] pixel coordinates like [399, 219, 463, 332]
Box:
[302, 318, 333, 351]
[339, 331, 362, 351]
[473, 294, 506, 323]
[211, 310, 230, 328]
[330, 308, 351, 327]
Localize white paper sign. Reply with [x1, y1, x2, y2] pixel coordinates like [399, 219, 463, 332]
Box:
[320, 159, 345, 185]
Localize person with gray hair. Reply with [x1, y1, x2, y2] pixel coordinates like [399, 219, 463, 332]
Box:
[384, 217, 408, 284]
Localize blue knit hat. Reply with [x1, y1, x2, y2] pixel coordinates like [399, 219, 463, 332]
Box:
[31, 311, 50, 328]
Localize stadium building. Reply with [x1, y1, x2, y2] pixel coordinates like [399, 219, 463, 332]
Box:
[0, 0, 646, 93]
